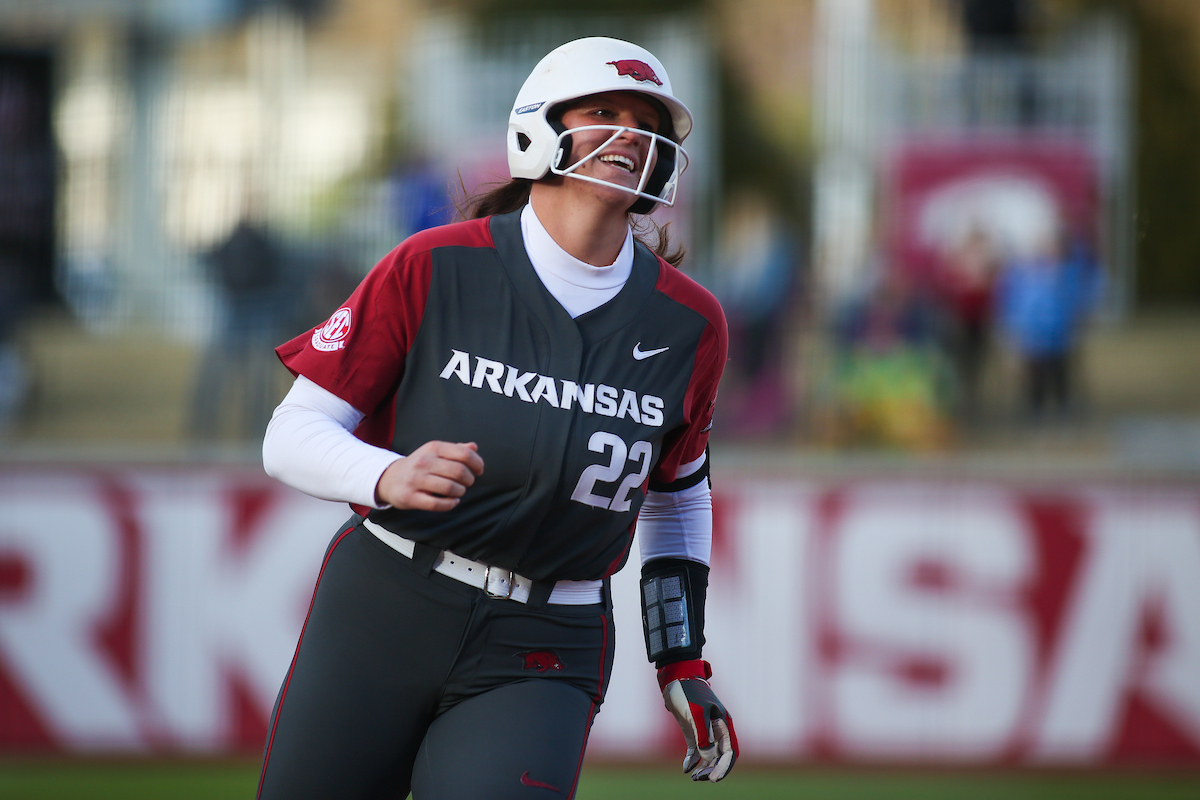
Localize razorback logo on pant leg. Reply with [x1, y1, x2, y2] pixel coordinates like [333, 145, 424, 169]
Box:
[516, 650, 565, 673]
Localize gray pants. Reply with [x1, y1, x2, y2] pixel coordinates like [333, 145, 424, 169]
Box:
[257, 518, 615, 799]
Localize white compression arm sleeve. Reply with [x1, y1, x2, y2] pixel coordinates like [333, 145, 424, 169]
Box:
[262, 375, 401, 508]
[637, 478, 713, 566]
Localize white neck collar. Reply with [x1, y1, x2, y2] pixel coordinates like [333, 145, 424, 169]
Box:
[522, 204, 632, 288]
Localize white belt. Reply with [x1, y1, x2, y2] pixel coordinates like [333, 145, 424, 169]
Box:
[362, 518, 603, 605]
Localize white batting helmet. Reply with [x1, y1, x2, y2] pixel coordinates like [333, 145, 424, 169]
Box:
[507, 37, 693, 213]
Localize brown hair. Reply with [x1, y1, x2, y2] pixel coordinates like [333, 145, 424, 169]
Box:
[456, 176, 686, 269]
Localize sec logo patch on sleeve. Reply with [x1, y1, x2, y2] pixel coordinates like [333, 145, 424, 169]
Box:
[312, 307, 352, 352]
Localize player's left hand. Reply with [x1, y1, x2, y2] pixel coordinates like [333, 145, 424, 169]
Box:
[658, 659, 739, 782]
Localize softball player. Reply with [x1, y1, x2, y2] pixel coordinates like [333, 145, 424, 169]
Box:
[258, 37, 738, 799]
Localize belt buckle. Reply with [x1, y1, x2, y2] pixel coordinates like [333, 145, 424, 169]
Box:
[484, 564, 516, 600]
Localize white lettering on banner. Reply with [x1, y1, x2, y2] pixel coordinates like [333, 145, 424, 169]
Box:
[587, 537, 668, 751]
[0, 476, 143, 748]
[708, 485, 817, 755]
[1, 470, 1199, 764]
[831, 487, 1034, 760]
[591, 485, 820, 756]
[1033, 494, 1200, 761]
[140, 482, 225, 747]
[136, 476, 343, 747]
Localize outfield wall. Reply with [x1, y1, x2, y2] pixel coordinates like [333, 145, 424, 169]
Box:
[1, 464, 1198, 765]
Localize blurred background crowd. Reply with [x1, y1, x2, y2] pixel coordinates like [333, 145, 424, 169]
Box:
[0, 0, 1198, 466]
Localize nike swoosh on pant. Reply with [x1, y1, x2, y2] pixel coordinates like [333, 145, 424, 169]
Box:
[520, 771, 560, 791]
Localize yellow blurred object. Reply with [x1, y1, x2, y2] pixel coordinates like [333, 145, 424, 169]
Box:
[828, 349, 954, 451]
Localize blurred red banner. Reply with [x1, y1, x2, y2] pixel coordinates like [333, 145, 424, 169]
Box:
[1, 466, 1198, 765]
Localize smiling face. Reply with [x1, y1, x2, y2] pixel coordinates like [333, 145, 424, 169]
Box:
[554, 91, 669, 202]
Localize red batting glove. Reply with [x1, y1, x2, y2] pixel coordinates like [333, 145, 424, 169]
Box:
[657, 659, 739, 782]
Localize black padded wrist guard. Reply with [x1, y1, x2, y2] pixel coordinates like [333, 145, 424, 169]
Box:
[640, 557, 709, 667]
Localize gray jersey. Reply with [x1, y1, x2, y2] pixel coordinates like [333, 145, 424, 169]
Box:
[277, 210, 727, 582]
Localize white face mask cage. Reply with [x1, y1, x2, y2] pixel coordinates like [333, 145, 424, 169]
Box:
[548, 125, 689, 208]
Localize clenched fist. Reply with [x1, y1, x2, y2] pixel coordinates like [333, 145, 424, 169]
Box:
[375, 441, 484, 512]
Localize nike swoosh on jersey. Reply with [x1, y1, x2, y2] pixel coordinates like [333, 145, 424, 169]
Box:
[633, 343, 670, 360]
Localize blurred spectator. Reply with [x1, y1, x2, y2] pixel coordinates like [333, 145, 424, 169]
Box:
[0, 54, 55, 434]
[995, 227, 1103, 422]
[390, 155, 453, 236]
[937, 226, 1000, 424]
[0, 258, 30, 435]
[292, 245, 362, 335]
[710, 192, 801, 437]
[822, 268, 954, 450]
[836, 269, 942, 350]
[189, 217, 289, 441]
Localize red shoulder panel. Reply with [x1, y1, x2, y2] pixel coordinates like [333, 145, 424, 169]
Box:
[402, 216, 494, 252]
[651, 259, 729, 484]
[274, 217, 496, 449]
[653, 258, 728, 340]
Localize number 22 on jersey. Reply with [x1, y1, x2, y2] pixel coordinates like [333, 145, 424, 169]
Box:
[571, 431, 653, 512]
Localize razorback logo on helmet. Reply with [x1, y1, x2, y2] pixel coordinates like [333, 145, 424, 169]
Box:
[312, 307, 352, 352]
[516, 650, 565, 673]
[606, 59, 663, 86]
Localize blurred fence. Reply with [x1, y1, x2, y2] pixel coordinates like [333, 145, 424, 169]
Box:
[41, 11, 715, 342]
[2, 4, 1190, 457]
[0, 8, 728, 446]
